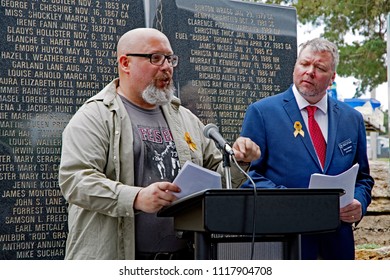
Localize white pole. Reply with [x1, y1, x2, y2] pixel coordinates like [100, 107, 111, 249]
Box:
[144, 0, 150, 28]
[387, 14, 390, 139]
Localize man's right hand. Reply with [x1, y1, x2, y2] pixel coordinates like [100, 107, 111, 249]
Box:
[134, 182, 181, 213]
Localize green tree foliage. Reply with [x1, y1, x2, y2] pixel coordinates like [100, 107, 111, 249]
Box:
[247, 0, 389, 97]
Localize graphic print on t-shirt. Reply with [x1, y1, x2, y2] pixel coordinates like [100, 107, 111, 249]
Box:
[137, 125, 180, 185]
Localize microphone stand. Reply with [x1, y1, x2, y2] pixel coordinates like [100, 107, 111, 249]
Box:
[222, 150, 232, 189]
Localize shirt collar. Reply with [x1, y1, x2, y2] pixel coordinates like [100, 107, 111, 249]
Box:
[292, 84, 328, 114]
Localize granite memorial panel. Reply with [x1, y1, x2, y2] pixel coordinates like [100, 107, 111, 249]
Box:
[158, 0, 297, 142]
[0, 0, 145, 259]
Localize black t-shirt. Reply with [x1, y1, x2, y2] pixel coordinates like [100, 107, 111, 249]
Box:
[120, 95, 188, 253]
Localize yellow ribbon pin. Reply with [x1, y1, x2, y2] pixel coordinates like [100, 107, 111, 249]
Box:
[184, 132, 197, 151]
[293, 121, 305, 137]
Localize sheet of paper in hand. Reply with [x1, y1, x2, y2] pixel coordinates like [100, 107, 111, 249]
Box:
[173, 161, 222, 199]
[309, 163, 359, 208]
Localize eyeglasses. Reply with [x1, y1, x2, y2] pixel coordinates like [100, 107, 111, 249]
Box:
[126, 53, 179, 67]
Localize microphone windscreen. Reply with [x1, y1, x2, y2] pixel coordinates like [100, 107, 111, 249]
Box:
[203, 123, 218, 138]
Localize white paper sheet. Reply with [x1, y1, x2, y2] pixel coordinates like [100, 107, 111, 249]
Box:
[309, 163, 359, 208]
[172, 161, 222, 199]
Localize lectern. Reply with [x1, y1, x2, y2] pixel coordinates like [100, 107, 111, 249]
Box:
[158, 188, 344, 260]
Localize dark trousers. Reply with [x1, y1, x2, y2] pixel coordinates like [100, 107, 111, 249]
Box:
[301, 222, 355, 260]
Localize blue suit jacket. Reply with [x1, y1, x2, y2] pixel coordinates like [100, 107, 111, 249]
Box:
[240, 86, 374, 259]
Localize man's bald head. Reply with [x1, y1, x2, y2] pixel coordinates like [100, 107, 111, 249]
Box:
[116, 28, 171, 59]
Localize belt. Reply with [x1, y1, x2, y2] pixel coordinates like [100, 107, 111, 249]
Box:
[136, 250, 194, 260]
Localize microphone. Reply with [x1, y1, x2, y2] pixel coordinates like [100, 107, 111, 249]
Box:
[203, 123, 234, 155]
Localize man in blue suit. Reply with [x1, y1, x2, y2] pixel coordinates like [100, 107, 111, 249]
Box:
[240, 38, 374, 259]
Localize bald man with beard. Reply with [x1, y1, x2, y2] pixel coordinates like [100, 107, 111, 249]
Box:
[59, 28, 260, 260]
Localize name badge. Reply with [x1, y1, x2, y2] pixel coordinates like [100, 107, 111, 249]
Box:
[338, 139, 353, 156]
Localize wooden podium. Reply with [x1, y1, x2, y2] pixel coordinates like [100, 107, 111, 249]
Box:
[158, 188, 344, 260]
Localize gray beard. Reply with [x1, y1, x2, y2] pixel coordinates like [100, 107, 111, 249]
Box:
[141, 83, 175, 106]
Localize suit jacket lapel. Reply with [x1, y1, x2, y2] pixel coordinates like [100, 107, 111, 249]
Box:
[282, 89, 321, 168]
[324, 98, 341, 172]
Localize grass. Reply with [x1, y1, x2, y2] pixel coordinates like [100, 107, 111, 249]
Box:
[356, 243, 383, 250]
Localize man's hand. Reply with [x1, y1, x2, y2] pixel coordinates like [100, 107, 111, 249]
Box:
[232, 136, 261, 163]
[134, 182, 181, 213]
[340, 199, 362, 223]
